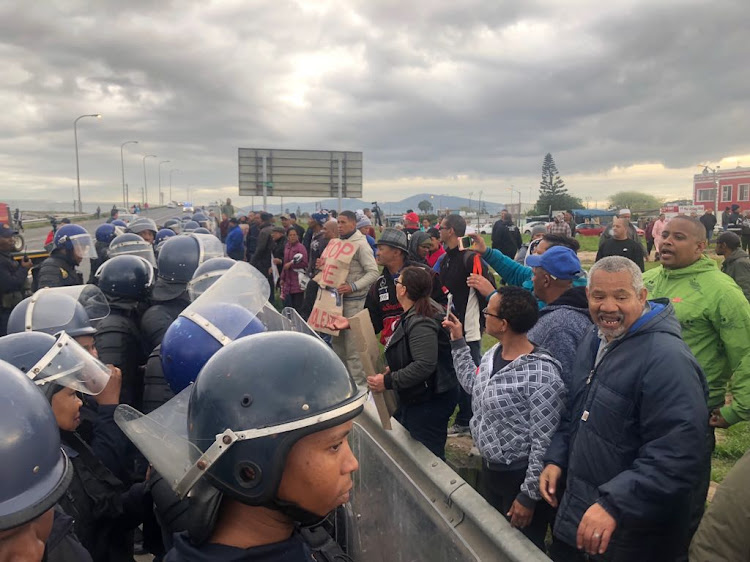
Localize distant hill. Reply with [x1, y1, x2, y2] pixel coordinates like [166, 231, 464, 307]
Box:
[240, 192, 509, 215]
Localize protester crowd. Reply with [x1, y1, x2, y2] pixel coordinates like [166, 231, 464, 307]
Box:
[0, 198, 749, 562]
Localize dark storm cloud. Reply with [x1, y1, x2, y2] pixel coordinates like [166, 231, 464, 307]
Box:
[0, 0, 748, 205]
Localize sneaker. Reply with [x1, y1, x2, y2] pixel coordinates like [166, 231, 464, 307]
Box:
[447, 424, 470, 437]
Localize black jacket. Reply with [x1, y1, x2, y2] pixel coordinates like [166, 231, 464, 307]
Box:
[165, 531, 314, 562]
[544, 300, 708, 554]
[45, 506, 93, 562]
[595, 237, 645, 271]
[59, 432, 148, 562]
[365, 260, 445, 345]
[0, 250, 26, 334]
[140, 297, 190, 352]
[245, 223, 261, 261]
[250, 222, 274, 270]
[699, 213, 717, 235]
[491, 219, 522, 258]
[95, 303, 148, 409]
[37, 250, 82, 289]
[383, 306, 458, 404]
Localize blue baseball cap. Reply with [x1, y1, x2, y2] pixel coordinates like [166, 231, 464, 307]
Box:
[0, 223, 16, 238]
[525, 246, 582, 280]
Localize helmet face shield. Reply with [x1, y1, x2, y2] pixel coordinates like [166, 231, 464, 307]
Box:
[47, 285, 110, 327]
[30, 332, 111, 395]
[192, 233, 224, 262]
[109, 239, 157, 266]
[9, 290, 100, 336]
[70, 233, 97, 259]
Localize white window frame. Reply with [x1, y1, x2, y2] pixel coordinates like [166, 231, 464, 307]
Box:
[721, 185, 733, 202]
[739, 184, 750, 202]
[697, 189, 715, 203]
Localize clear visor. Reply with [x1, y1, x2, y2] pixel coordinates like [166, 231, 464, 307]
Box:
[30, 332, 111, 395]
[180, 262, 270, 341]
[23, 291, 93, 333]
[44, 285, 110, 326]
[69, 233, 97, 259]
[192, 233, 224, 262]
[109, 241, 157, 266]
[114, 386, 367, 498]
[187, 270, 228, 302]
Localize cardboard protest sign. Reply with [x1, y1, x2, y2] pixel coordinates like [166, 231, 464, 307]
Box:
[308, 238, 358, 336]
[349, 309, 398, 429]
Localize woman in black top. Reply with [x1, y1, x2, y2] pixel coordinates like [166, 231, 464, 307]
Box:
[367, 266, 458, 459]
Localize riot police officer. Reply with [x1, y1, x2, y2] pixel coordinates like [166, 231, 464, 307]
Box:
[127, 217, 158, 244]
[0, 332, 147, 562]
[140, 234, 223, 351]
[0, 360, 92, 562]
[89, 223, 122, 284]
[108, 233, 156, 267]
[37, 224, 94, 289]
[117, 332, 366, 561]
[94, 255, 154, 409]
[0, 223, 32, 335]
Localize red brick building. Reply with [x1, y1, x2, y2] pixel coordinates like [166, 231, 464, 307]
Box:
[693, 166, 750, 213]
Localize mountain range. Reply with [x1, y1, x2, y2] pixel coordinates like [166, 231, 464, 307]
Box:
[240, 192, 510, 216]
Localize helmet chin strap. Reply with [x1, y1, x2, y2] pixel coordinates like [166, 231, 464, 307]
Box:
[267, 497, 328, 528]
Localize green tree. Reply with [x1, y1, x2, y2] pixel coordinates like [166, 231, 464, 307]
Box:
[417, 199, 433, 213]
[608, 191, 663, 213]
[534, 153, 582, 214]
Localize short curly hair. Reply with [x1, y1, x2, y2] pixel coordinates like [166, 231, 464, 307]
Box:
[493, 286, 539, 334]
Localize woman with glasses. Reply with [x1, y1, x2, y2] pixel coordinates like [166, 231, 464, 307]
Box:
[443, 286, 566, 551]
[367, 266, 458, 459]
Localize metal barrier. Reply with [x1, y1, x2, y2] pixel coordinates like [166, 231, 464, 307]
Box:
[348, 401, 551, 561]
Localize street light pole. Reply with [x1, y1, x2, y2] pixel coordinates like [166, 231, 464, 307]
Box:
[169, 169, 180, 203]
[159, 160, 170, 206]
[74, 113, 101, 213]
[120, 140, 138, 208]
[142, 154, 156, 205]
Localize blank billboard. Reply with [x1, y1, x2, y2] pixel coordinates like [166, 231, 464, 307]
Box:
[238, 148, 363, 198]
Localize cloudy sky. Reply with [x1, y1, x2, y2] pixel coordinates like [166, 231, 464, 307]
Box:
[1, 0, 748, 209]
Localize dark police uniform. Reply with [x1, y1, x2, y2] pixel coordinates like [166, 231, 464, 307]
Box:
[0, 248, 27, 335]
[37, 249, 82, 289]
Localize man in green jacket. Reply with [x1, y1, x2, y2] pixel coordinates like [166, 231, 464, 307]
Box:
[715, 231, 750, 302]
[643, 215, 750, 541]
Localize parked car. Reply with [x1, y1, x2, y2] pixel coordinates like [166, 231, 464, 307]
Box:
[478, 222, 495, 234]
[576, 222, 605, 236]
[633, 222, 645, 237]
[523, 221, 549, 235]
[117, 213, 139, 224]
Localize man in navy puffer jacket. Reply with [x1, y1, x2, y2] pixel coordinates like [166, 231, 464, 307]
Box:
[540, 256, 708, 561]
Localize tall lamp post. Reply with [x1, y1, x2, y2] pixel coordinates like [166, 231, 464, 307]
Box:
[120, 140, 138, 208]
[507, 186, 522, 226]
[169, 169, 180, 204]
[74, 113, 101, 213]
[142, 154, 157, 205]
[158, 160, 171, 206]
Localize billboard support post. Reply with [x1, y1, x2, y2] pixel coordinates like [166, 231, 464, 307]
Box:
[338, 158, 343, 213]
[262, 156, 268, 211]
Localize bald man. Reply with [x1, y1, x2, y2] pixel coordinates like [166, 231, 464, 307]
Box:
[643, 216, 750, 542]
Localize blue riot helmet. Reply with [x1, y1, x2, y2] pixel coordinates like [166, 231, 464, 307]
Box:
[53, 224, 96, 260]
[6, 287, 108, 337]
[111, 219, 128, 228]
[95, 223, 124, 244]
[187, 257, 236, 301]
[160, 303, 265, 393]
[155, 228, 176, 246]
[193, 227, 210, 235]
[0, 331, 111, 399]
[192, 212, 208, 224]
[108, 232, 156, 266]
[164, 218, 182, 234]
[151, 234, 224, 301]
[182, 220, 200, 233]
[0, 360, 73, 532]
[95, 255, 155, 301]
[181, 215, 193, 221]
[116, 333, 365, 515]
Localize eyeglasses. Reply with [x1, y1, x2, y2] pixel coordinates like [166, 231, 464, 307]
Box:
[438, 225, 450, 230]
[395, 279, 403, 286]
[482, 307, 502, 319]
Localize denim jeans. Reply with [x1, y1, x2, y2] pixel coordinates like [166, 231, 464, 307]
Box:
[455, 339, 481, 426]
[396, 387, 458, 460]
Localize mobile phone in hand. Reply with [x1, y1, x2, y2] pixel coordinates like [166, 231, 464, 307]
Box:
[458, 236, 473, 250]
[445, 293, 453, 319]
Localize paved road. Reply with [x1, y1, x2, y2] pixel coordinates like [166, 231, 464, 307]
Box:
[22, 207, 180, 281]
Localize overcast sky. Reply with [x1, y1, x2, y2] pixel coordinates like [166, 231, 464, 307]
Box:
[0, 0, 748, 209]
